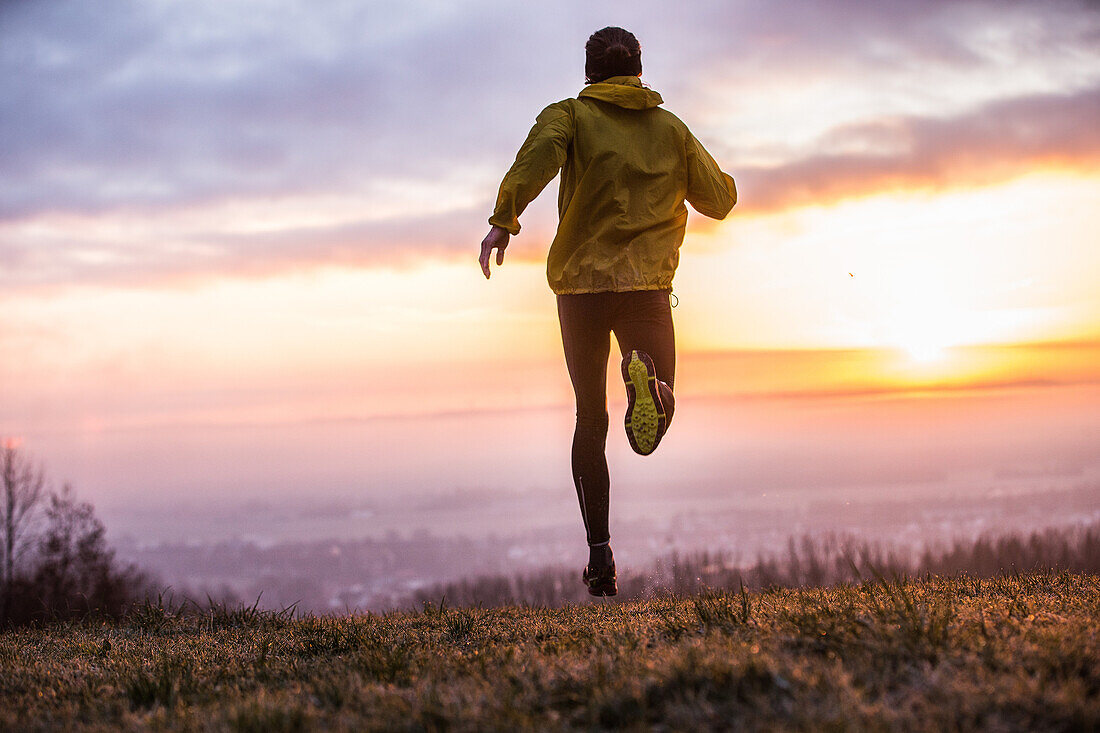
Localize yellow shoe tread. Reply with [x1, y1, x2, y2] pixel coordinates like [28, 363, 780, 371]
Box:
[626, 353, 662, 454]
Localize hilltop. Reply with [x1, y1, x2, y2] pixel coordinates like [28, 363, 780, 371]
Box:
[2, 571, 1098, 731]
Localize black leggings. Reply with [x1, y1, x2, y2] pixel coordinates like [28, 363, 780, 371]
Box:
[557, 289, 676, 546]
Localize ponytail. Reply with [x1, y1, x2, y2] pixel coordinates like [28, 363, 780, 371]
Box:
[585, 27, 642, 84]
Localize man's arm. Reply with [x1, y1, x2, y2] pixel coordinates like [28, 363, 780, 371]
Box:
[480, 103, 573, 279]
[685, 132, 737, 220]
[488, 103, 573, 234]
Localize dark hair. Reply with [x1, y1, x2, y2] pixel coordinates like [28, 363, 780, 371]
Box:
[585, 26, 642, 84]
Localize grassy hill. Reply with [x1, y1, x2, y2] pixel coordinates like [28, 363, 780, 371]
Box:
[2, 571, 1098, 731]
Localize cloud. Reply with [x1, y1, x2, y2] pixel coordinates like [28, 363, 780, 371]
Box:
[737, 85, 1100, 212]
[0, 0, 557, 220]
[2, 0, 1099, 290]
[5, 0, 1097, 220]
[6, 79, 1097, 292]
[0, 200, 497, 290]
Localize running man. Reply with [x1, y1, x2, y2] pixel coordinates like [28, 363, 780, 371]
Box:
[479, 27, 736, 596]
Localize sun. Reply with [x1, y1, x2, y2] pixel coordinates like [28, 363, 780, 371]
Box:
[889, 308, 958, 364]
[882, 301, 961, 367]
[899, 340, 948, 364]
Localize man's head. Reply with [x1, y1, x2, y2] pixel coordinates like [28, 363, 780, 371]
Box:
[585, 26, 642, 84]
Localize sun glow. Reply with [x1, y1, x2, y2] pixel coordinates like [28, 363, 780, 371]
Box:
[676, 173, 1100, 368]
[4, 170, 1100, 435]
[874, 278, 998, 370]
[898, 341, 947, 365]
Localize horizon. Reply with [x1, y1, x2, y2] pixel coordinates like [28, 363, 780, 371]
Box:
[3, 0, 1100, 548]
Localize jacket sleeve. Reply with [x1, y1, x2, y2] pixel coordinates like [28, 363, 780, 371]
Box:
[488, 103, 574, 235]
[685, 132, 737, 220]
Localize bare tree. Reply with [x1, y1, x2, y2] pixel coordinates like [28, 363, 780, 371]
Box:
[1, 438, 46, 624]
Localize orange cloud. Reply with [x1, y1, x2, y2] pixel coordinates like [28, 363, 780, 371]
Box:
[734, 87, 1100, 213]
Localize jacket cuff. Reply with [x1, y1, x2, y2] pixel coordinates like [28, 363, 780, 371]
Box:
[488, 215, 520, 236]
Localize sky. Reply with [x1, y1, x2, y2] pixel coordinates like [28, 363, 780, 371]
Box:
[2, 0, 1099, 526]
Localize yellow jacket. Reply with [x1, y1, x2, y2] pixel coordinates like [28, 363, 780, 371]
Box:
[489, 76, 736, 294]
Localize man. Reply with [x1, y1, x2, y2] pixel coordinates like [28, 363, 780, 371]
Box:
[479, 27, 736, 596]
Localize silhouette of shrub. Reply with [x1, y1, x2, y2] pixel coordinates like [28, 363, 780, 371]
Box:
[3, 483, 151, 627]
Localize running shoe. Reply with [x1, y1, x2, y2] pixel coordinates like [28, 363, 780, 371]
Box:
[621, 349, 667, 456]
[582, 562, 617, 597]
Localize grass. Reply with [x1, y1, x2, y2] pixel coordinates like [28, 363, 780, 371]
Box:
[1, 571, 1098, 731]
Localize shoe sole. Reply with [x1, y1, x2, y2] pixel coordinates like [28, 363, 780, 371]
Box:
[622, 350, 666, 456]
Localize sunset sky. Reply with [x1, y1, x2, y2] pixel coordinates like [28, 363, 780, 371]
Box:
[2, 0, 1099, 522]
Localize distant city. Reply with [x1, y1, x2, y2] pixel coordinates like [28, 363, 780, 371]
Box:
[116, 468, 1100, 612]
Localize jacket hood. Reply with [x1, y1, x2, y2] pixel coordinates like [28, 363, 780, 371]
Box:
[578, 75, 663, 110]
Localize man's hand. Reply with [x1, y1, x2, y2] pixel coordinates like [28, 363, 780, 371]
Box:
[479, 226, 510, 280]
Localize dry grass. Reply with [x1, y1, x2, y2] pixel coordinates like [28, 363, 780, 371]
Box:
[1, 571, 1098, 731]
